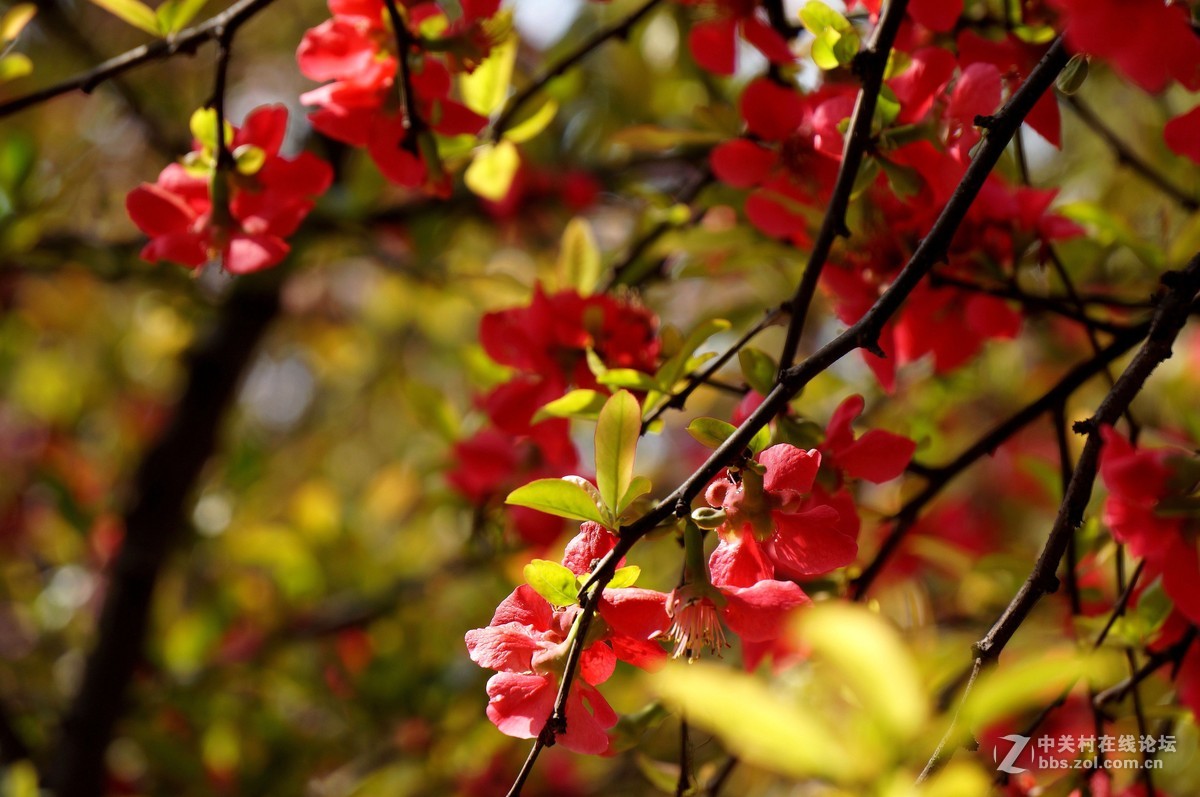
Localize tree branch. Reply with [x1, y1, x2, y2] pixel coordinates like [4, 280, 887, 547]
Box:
[50, 275, 282, 797]
[776, 0, 909, 371]
[0, 0, 281, 120]
[919, 250, 1200, 779]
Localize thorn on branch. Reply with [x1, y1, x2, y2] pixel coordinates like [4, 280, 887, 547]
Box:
[1073, 418, 1097, 436]
[974, 114, 997, 129]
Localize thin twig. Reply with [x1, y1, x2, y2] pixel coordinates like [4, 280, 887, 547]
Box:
[1064, 95, 1199, 212]
[491, 0, 664, 141]
[0, 0, 280, 120]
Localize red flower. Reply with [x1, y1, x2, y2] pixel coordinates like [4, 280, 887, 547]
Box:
[480, 285, 660, 392]
[1100, 427, 1200, 625]
[679, 1, 795, 76]
[465, 585, 620, 754]
[297, 0, 493, 192]
[1048, 0, 1200, 94]
[1165, 106, 1200, 166]
[125, 105, 332, 274]
[705, 444, 856, 579]
[821, 394, 916, 483]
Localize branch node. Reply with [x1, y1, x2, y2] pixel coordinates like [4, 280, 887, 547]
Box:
[1072, 418, 1097, 436]
[974, 114, 997, 129]
[673, 498, 690, 518]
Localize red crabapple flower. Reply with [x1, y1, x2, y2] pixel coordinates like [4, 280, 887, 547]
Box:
[296, 0, 499, 194]
[1099, 427, 1200, 626]
[125, 105, 332, 275]
[704, 444, 855, 581]
[446, 287, 660, 546]
[465, 523, 669, 752]
[664, 522, 810, 667]
[676, 0, 795, 77]
[821, 394, 917, 484]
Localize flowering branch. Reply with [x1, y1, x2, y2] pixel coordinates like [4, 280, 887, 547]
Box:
[775, 0, 910, 372]
[920, 250, 1200, 780]
[502, 37, 1071, 796]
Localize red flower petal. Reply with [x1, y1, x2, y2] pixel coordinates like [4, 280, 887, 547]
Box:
[1165, 106, 1200, 165]
[711, 139, 777, 189]
[770, 504, 856, 576]
[223, 233, 289, 274]
[687, 18, 737, 76]
[741, 78, 806, 141]
[721, 580, 810, 642]
[759, 444, 821, 495]
[465, 622, 546, 672]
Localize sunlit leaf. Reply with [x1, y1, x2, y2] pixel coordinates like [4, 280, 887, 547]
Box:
[88, 0, 161, 35]
[558, 217, 601, 295]
[595, 390, 641, 514]
[524, 559, 579, 606]
[461, 32, 517, 115]
[465, 140, 520, 201]
[506, 478, 608, 525]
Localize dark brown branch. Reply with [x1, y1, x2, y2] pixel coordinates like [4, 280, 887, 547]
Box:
[641, 305, 786, 432]
[704, 756, 738, 796]
[491, 0, 663, 142]
[1064, 94, 1199, 212]
[381, 0, 425, 140]
[507, 37, 1071, 796]
[675, 717, 692, 797]
[854, 310, 1152, 597]
[920, 251, 1200, 779]
[0, 0, 280, 120]
[50, 275, 282, 797]
[776, 0, 910, 372]
[1094, 626, 1198, 708]
[928, 271, 1132, 334]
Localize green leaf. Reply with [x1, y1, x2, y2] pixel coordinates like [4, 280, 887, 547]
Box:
[532, 389, 607, 423]
[506, 478, 608, 525]
[461, 33, 517, 115]
[523, 559, 580, 607]
[233, 144, 265, 176]
[618, 475, 652, 515]
[504, 98, 558, 143]
[800, 1, 859, 70]
[557, 218, 601, 295]
[0, 53, 32, 82]
[738, 347, 777, 397]
[649, 662, 855, 782]
[465, 140, 520, 201]
[656, 318, 730, 388]
[155, 0, 208, 34]
[606, 565, 641, 589]
[88, 0, 161, 35]
[1056, 53, 1088, 95]
[597, 368, 661, 392]
[0, 4, 36, 44]
[791, 603, 928, 742]
[595, 390, 641, 515]
[686, 417, 737, 449]
[189, 107, 231, 153]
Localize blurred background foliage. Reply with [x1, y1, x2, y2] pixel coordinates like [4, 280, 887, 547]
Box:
[0, 0, 1199, 794]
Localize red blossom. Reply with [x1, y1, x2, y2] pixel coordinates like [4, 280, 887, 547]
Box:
[125, 105, 332, 274]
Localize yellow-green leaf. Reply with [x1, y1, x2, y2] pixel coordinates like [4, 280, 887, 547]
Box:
[506, 477, 607, 525]
[504, 98, 558, 144]
[606, 565, 641, 589]
[0, 53, 32, 82]
[595, 390, 641, 515]
[557, 218, 601, 295]
[791, 603, 928, 742]
[465, 140, 520, 201]
[524, 559, 580, 606]
[461, 32, 517, 115]
[0, 4, 36, 44]
[88, 0, 161, 35]
[532, 389, 607, 423]
[155, 0, 208, 33]
[649, 662, 855, 782]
